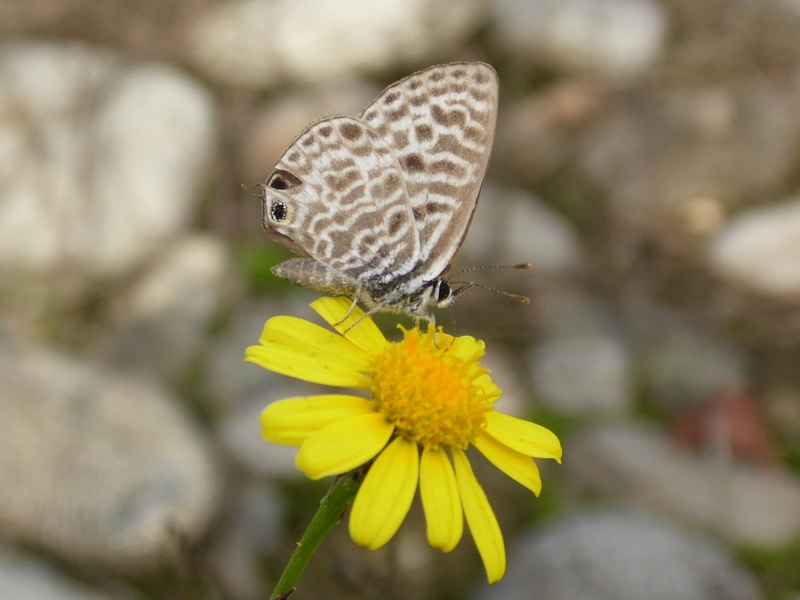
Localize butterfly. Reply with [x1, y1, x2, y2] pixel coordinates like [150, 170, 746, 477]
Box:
[260, 62, 500, 321]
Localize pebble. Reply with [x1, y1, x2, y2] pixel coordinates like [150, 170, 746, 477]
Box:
[0, 549, 116, 600]
[581, 84, 800, 234]
[528, 334, 632, 415]
[0, 40, 216, 301]
[490, 0, 668, 80]
[210, 482, 284, 600]
[0, 343, 220, 572]
[475, 510, 763, 600]
[98, 235, 234, 383]
[463, 184, 584, 275]
[565, 423, 800, 547]
[492, 81, 602, 185]
[639, 330, 748, 410]
[187, 0, 485, 89]
[708, 195, 800, 297]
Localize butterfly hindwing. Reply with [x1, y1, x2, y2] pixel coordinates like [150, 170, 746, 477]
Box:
[359, 62, 499, 280]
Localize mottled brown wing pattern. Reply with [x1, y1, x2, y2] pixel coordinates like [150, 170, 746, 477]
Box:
[359, 62, 499, 279]
[262, 116, 420, 281]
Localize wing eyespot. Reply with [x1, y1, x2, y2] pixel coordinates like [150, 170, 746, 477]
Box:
[270, 200, 288, 223]
[267, 169, 302, 191]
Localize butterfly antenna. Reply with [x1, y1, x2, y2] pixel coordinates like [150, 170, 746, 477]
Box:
[450, 281, 530, 304]
[452, 263, 534, 277]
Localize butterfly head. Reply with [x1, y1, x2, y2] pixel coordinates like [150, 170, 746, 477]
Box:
[427, 279, 474, 309]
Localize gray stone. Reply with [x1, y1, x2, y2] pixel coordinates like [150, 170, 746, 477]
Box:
[0, 40, 216, 303]
[0, 549, 115, 600]
[708, 196, 800, 297]
[536, 291, 623, 339]
[581, 84, 800, 236]
[187, 0, 485, 89]
[98, 235, 234, 383]
[0, 343, 220, 572]
[528, 334, 632, 415]
[476, 510, 762, 600]
[490, 0, 668, 79]
[565, 423, 800, 547]
[492, 82, 602, 186]
[210, 483, 284, 600]
[640, 332, 748, 410]
[463, 184, 584, 275]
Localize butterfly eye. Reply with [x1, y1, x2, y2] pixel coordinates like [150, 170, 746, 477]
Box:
[270, 201, 288, 223]
[436, 280, 451, 302]
[267, 169, 302, 191]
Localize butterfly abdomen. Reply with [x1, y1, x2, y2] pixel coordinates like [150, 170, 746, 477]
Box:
[272, 258, 357, 296]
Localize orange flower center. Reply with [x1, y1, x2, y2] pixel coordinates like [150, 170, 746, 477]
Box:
[369, 325, 495, 450]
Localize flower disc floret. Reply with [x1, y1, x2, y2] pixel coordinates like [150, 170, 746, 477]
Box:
[371, 325, 493, 451]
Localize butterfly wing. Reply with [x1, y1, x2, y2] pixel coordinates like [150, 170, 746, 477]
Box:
[359, 62, 499, 280]
[262, 116, 421, 286]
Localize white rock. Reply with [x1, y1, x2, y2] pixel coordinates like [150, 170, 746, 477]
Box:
[99, 235, 234, 382]
[210, 483, 284, 600]
[187, 0, 486, 88]
[708, 197, 800, 297]
[463, 184, 584, 274]
[478, 510, 763, 600]
[528, 335, 632, 415]
[0, 344, 220, 572]
[490, 0, 668, 80]
[565, 423, 800, 547]
[0, 41, 216, 284]
[0, 550, 115, 600]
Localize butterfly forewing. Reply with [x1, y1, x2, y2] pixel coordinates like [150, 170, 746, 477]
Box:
[262, 116, 420, 281]
[359, 62, 499, 280]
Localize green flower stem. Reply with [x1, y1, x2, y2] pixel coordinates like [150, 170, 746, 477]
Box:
[270, 464, 369, 600]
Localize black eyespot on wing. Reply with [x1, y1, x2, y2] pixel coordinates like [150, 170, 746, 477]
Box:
[436, 280, 451, 302]
[267, 169, 302, 191]
[270, 200, 288, 222]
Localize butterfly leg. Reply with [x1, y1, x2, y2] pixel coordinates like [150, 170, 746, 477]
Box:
[333, 287, 364, 328]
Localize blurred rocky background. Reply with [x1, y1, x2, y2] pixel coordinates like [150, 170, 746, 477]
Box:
[1, 0, 800, 598]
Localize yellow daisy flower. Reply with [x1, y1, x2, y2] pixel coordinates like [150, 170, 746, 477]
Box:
[245, 297, 562, 584]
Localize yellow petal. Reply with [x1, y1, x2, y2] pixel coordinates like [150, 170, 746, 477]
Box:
[296, 413, 393, 479]
[420, 447, 463, 552]
[245, 344, 371, 388]
[261, 395, 377, 446]
[349, 437, 419, 549]
[473, 430, 543, 495]
[484, 412, 562, 462]
[452, 449, 506, 584]
[311, 297, 388, 356]
[259, 315, 374, 372]
[449, 335, 485, 362]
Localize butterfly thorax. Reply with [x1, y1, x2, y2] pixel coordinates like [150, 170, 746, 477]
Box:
[362, 273, 454, 320]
